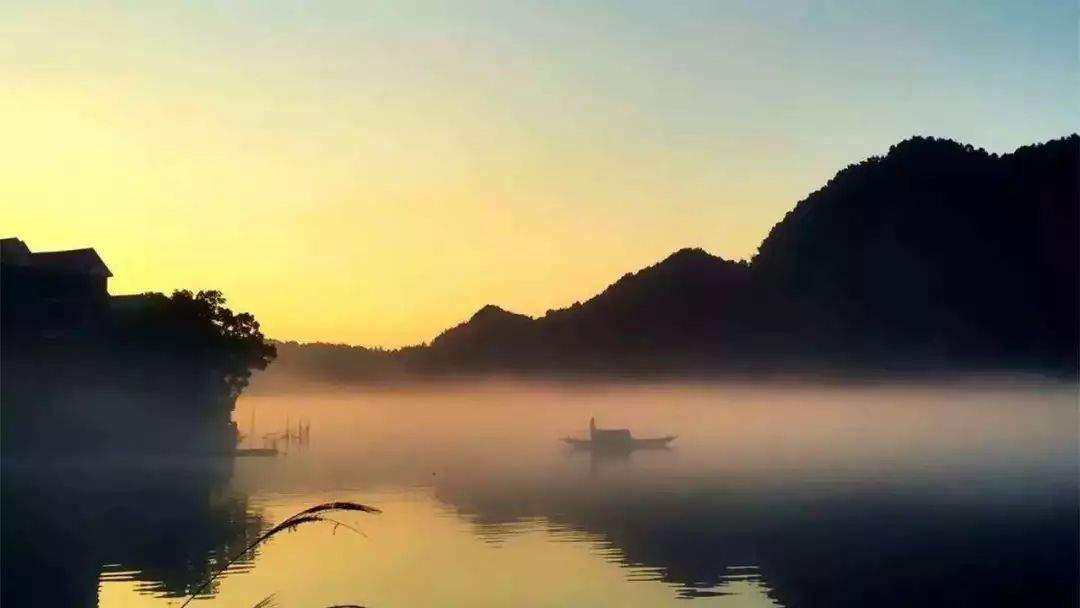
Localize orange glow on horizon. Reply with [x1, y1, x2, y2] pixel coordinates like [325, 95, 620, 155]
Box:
[4, 3, 1073, 346]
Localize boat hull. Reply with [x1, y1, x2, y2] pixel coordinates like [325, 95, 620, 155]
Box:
[234, 448, 278, 457]
[562, 436, 675, 450]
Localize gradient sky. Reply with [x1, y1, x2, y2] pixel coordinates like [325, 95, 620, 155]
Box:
[3, 1, 1076, 346]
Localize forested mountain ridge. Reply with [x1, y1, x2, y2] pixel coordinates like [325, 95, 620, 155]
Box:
[258, 134, 1079, 384]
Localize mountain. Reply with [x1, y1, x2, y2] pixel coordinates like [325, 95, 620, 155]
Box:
[751, 135, 1078, 369]
[259, 134, 1079, 383]
[415, 249, 751, 372]
[424, 305, 536, 368]
[539, 248, 749, 352]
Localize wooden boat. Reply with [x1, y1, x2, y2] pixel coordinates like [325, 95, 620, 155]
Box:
[234, 447, 279, 457]
[561, 417, 676, 451]
[562, 435, 676, 449]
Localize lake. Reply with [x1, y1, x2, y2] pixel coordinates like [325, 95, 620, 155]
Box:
[3, 379, 1077, 607]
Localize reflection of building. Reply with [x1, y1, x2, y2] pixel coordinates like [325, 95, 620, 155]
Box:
[2, 462, 262, 607]
[1, 237, 112, 339]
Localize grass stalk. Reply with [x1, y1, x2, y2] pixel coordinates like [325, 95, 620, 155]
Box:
[180, 501, 380, 608]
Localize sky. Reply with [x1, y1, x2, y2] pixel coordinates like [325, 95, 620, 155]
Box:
[2, 1, 1076, 346]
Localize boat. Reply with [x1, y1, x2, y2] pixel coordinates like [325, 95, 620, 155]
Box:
[561, 417, 676, 451]
[234, 447, 279, 457]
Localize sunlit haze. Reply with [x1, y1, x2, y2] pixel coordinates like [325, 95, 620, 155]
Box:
[3, 1, 1075, 346]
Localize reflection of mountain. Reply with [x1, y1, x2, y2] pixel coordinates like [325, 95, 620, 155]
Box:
[261, 134, 1079, 385]
[1, 460, 265, 606]
[434, 465, 1079, 607]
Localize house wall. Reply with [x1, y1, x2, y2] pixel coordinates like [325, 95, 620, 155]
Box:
[1, 265, 109, 340]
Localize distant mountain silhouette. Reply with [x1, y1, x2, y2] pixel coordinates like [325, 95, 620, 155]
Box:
[258, 134, 1078, 384]
[426, 305, 535, 366]
[414, 248, 752, 373]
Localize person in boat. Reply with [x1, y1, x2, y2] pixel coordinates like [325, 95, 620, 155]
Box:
[565, 417, 674, 450]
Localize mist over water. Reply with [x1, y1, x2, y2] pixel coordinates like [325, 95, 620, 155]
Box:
[10, 378, 1078, 607]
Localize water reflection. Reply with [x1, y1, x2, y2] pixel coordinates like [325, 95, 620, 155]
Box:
[3, 380, 1077, 607]
[421, 381, 1077, 606]
[438, 453, 1078, 605]
[1, 458, 264, 606]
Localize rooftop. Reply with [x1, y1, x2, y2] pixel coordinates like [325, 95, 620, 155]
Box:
[1, 238, 112, 277]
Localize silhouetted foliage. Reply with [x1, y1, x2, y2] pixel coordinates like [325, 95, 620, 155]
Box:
[111, 290, 277, 402]
[1, 288, 276, 454]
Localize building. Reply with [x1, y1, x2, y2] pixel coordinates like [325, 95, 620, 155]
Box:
[1, 237, 113, 340]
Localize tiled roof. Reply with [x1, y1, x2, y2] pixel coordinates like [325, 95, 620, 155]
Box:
[29, 249, 112, 277]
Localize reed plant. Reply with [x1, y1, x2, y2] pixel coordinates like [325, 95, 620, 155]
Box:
[179, 501, 381, 608]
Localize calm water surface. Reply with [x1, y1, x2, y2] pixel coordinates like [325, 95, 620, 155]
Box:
[5, 380, 1078, 607]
